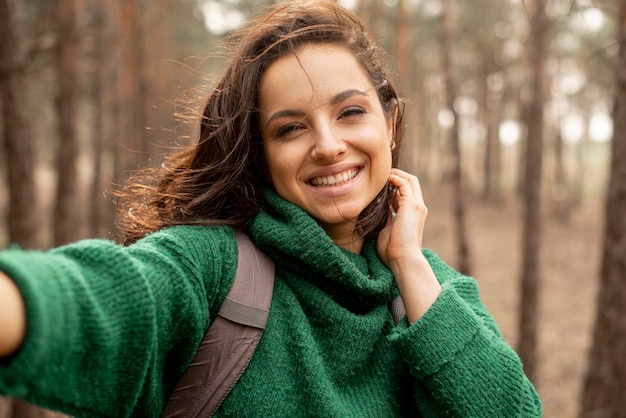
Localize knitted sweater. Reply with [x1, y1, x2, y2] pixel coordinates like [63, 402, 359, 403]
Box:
[0, 190, 542, 417]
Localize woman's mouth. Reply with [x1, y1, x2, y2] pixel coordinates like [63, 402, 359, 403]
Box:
[309, 168, 360, 187]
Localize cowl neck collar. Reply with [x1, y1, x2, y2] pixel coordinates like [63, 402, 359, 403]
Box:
[247, 190, 395, 307]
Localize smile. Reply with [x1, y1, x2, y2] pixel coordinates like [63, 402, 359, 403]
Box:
[310, 168, 360, 187]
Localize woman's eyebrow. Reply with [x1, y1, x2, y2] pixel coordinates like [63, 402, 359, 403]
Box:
[265, 109, 306, 128]
[265, 89, 370, 128]
[329, 89, 369, 105]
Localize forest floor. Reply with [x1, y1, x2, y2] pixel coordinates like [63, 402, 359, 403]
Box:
[421, 181, 602, 418]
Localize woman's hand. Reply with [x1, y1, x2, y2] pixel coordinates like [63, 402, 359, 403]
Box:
[376, 169, 441, 323]
[0, 271, 26, 357]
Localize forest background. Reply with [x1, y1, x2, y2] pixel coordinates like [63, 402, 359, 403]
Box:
[0, 0, 624, 417]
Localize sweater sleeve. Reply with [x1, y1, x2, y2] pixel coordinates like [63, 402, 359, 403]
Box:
[388, 250, 542, 417]
[0, 225, 238, 418]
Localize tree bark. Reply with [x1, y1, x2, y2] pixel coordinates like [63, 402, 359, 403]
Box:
[89, 0, 118, 238]
[53, 0, 82, 246]
[517, 0, 548, 384]
[551, 125, 570, 222]
[394, 0, 411, 94]
[114, 0, 143, 182]
[0, 0, 39, 250]
[483, 71, 503, 203]
[579, 1, 626, 415]
[441, 0, 471, 275]
[394, 0, 415, 171]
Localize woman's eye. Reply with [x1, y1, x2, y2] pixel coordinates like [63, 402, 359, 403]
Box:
[339, 106, 366, 119]
[276, 124, 302, 138]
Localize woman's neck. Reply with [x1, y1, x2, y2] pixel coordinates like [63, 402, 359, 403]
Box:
[321, 224, 365, 254]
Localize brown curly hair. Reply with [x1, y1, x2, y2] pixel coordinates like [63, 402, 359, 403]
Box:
[116, 0, 405, 245]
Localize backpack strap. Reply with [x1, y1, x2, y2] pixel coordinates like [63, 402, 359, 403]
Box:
[160, 231, 275, 418]
[390, 295, 406, 324]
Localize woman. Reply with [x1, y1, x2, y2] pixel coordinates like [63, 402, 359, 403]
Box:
[0, 1, 542, 416]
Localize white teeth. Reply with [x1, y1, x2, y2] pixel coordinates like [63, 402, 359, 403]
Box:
[311, 168, 358, 187]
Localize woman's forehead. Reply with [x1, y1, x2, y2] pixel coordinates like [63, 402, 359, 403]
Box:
[259, 44, 374, 109]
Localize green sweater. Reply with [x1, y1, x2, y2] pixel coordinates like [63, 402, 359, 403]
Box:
[0, 191, 541, 417]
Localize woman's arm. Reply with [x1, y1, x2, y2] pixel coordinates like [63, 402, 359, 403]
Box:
[0, 226, 238, 417]
[377, 169, 541, 416]
[390, 270, 543, 417]
[376, 169, 441, 322]
[0, 270, 26, 357]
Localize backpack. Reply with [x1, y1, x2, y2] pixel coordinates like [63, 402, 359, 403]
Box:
[160, 231, 406, 417]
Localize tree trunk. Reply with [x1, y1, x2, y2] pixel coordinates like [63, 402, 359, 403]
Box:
[412, 63, 427, 180]
[114, 0, 143, 182]
[0, 0, 39, 250]
[394, 0, 411, 94]
[89, 0, 118, 238]
[483, 72, 503, 203]
[551, 125, 570, 222]
[571, 113, 589, 208]
[53, 0, 82, 246]
[517, 0, 548, 384]
[368, 0, 382, 43]
[579, 1, 626, 415]
[141, 0, 170, 150]
[394, 0, 415, 171]
[441, 0, 471, 275]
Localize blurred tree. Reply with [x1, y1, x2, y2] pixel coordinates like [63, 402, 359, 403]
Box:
[548, 60, 571, 223]
[551, 0, 615, 209]
[482, 70, 504, 202]
[141, 0, 171, 149]
[0, 0, 39, 250]
[356, 0, 382, 44]
[438, 0, 505, 200]
[580, 0, 626, 415]
[551, 124, 570, 222]
[394, 0, 416, 172]
[115, 0, 143, 180]
[441, 0, 471, 275]
[88, 0, 119, 238]
[53, 0, 82, 246]
[467, 0, 510, 203]
[517, 0, 548, 384]
[394, 0, 411, 97]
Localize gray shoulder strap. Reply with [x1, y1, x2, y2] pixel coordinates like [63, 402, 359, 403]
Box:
[160, 231, 275, 418]
[390, 295, 406, 324]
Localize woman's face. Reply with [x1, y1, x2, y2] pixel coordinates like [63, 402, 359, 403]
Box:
[259, 44, 393, 240]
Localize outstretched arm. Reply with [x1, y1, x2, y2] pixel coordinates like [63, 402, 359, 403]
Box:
[0, 270, 26, 357]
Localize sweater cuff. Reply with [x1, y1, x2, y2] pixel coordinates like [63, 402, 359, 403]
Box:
[388, 282, 481, 378]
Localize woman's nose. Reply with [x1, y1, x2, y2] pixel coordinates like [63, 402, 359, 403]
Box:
[310, 126, 347, 161]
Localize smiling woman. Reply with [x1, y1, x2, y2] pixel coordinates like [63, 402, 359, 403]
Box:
[0, 1, 542, 417]
[260, 45, 394, 250]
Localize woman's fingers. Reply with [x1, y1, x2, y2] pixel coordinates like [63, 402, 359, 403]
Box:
[388, 169, 426, 209]
[387, 169, 428, 228]
[376, 169, 429, 263]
